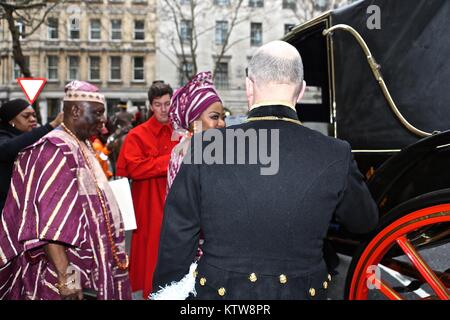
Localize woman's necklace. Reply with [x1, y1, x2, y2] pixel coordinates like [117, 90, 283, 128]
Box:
[61, 123, 129, 270]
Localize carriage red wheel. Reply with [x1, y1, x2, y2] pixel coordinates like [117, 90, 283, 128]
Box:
[346, 204, 450, 300]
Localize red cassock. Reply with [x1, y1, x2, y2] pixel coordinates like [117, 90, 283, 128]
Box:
[116, 116, 178, 297]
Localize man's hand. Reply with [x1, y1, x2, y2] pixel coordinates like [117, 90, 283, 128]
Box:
[57, 282, 84, 300]
[44, 243, 84, 300]
[49, 112, 64, 128]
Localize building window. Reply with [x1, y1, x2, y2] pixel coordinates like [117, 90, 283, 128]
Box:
[215, 21, 228, 45]
[134, 20, 145, 40]
[110, 56, 122, 81]
[250, 22, 262, 46]
[179, 61, 193, 86]
[215, 62, 229, 89]
[47, 17, 58, 40]
[90, 19, 101, 40]
[284, 23, 295, 34]
[47, 99, 60, 123]
[110, 19, 122, 40]
[316, 0, 328, 10]
[67, 56, 79, 80]
[89, 56, 101, 81]
[68, 17, 80, 40]
[180, 19, 192, 43]
[47, 56, 59, 80]
[13, 56, 29, 79]
[133, 57, 145, 81]
[282, 0, 296, 10]
[214, 0, 230, 5]
[249, 0, 264, 7]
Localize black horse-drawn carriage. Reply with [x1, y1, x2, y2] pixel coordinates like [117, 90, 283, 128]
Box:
[284, 0, 449, 299]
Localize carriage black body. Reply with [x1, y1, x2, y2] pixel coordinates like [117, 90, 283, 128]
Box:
[283, 0, 450, 299]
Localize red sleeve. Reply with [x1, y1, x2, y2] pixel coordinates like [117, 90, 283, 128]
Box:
[116, 131, 171, 180]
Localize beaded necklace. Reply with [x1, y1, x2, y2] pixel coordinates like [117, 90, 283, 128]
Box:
[61, 123, 129, 270]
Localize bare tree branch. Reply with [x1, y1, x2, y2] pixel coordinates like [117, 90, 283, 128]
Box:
[22, 1, 62, 37]
[212, 0, 244, 77]
[0, 0, 65, 123]
[159, 0, 249, 85]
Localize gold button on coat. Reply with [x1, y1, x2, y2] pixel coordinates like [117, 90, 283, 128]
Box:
[249, 273, 257, 282]
[309, 288, 316, 297]
[328, 274, 332, 281]
[323, 281, 328, 289]
[218, 287, 226, 296]
[199, 277, 206, 286]
[279, 274, 287, 284]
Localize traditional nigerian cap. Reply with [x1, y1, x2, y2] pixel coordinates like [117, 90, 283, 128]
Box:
[169, 71, 222, 131]
[64, 80, 105, 104]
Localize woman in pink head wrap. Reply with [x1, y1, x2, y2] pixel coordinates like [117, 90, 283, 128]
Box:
[167, 71, 226, 191]
[150, 72, 225, 300]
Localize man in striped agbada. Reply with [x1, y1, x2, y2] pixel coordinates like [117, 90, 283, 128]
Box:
[0, 81, 131, 300]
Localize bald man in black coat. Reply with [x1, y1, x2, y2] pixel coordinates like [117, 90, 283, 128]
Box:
[152, 41, 378, 300]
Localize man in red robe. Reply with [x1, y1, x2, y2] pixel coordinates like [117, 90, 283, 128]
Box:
[116, 82, 178, 297]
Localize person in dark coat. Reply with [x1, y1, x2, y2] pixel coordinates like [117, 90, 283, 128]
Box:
[152, 41, 379, 300]
[0, 99, 63, 212]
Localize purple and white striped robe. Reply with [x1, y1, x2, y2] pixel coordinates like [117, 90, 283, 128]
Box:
[0, 128, 131, 300]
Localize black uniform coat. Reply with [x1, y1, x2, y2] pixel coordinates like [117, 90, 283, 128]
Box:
[0, 122, 53, 212]
[153, 105, 378, 300]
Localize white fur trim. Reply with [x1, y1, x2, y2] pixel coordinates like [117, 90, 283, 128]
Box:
[149, 262, 198, 300]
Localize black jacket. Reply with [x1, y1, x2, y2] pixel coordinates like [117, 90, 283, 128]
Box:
[0, 122, 53, 212]
[153, 105, 379, 300]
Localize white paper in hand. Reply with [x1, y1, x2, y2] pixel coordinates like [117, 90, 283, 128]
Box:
[108, 178, 137, 231]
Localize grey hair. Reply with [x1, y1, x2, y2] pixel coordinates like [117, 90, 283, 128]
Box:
[248, 48, 303, 86]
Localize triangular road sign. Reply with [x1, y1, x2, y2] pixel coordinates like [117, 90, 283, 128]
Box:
[17, 78, 47, 105]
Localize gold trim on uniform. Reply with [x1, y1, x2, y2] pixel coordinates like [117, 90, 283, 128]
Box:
[246, 116, 302, 126]
[250, 101, 295, 110]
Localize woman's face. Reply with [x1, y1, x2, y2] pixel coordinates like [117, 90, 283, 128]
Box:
[10, 106, 37, 132]
[194, 101, 226, 132]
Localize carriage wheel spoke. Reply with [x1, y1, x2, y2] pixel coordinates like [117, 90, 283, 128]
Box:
[396, 236, 449, 300]
[370, 275, 404, 300]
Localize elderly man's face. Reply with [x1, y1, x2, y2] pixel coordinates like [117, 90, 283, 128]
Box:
[76, 102, 106, 139]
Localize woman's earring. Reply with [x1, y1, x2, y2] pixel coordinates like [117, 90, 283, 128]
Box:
[10, 122, 15, 127]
